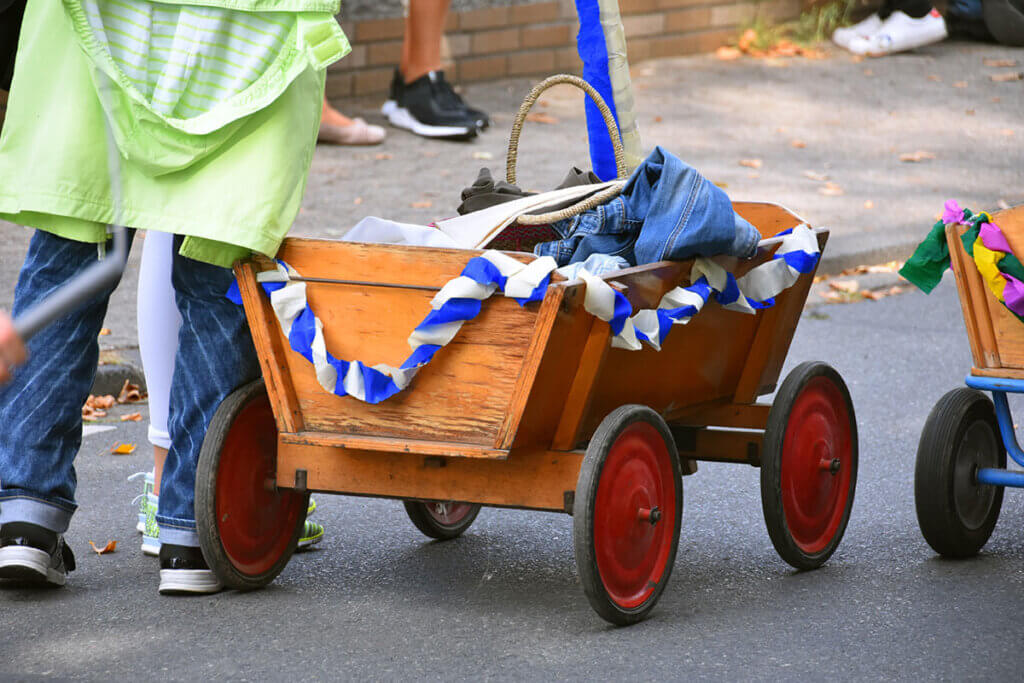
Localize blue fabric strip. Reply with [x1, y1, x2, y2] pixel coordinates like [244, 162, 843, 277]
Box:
[574, 0, 621, 182]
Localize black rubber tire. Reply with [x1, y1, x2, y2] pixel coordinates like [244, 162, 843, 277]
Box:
[761, 362, 858, 570]
[402, 501, 481, 540]
[914, 388, 1005, 558]
[196, 379, 307, 590]
[573, 405, 682, 627]
[984, 0, 1024, 46]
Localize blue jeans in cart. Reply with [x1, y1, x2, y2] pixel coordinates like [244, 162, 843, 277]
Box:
[0, 229, 259, 546]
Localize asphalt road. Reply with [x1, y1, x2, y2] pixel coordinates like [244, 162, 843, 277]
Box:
[4, 275, 1024, 681]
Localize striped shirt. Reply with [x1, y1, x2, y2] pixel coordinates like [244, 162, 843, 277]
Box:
[82, 0, 294, 119]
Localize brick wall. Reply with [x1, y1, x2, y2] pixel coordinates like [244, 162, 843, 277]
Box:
[327, 0, 802, 99]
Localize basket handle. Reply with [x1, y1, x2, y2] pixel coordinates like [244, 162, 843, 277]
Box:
[506, 74, 628, 185]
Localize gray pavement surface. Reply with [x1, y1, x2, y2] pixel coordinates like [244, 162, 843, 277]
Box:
[0, 38, 1023, 680]
[6, 275, 1024, 680]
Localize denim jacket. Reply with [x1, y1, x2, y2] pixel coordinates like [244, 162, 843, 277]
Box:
[535, 146, 761, 266]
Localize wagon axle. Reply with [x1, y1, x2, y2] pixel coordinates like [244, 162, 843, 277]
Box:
[637, 506, 662, 525]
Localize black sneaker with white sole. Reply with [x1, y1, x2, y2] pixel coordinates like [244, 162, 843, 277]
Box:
[381, 70, 477, 140]
[0, 522, 75, 587]
[432, 70, 491, 130]
[158, 543, 223, 595]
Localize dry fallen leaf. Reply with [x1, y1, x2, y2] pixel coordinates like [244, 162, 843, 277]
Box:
[851, 55, 864, 63]
[86, 394, 117, 410]
[790, 140, 807, 149]
[374, 153, 393, 160]
[713, 181, 729, 189]
[117, 380, 145, 404]
[525, 112, 558, 125]
[353, 197, 363, 205]
[983, 58, 1018, 67]
[738, 29, 757, 52]
[1001, 129, 1015, 136]
[410, 200, 433, 209]
[715, 46, 742, 61]
[99, 328, 111, 336]
[927, 74, 941, 82]
[653, 116, 663, 123]
[818, 182, 844, 196]
[472, 151, 494, 160]
[990, 72, 1024, 82]
[899, 150, 936, 163]
[748, 172, 761, 179]
[121, 412, 142, 422]
[802, 170, 829, 182]
[864, 200, 875, 209]
[953, 81, 968, 88]
[110, 443, 136, 455]
[89, 540, 117, 555]
[739, 158, 762, 169]
[830, 280, 859, 294]
[863, 68, 874, 76]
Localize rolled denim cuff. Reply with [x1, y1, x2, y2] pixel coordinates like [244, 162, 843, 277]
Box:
[156, 514, 199, 547]
[0, 494, 75, 533]
[732, 213, 762, 258]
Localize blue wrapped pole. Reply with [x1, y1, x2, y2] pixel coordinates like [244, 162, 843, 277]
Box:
[574, 0, 621, 181]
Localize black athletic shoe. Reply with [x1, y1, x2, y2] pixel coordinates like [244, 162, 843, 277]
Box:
[0, 522, 75, 587]
[381, 70, 477, 140]
[158, 543, 222, 595]
[432, 70, 491, 130]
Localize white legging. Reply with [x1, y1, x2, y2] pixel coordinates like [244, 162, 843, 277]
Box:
[137, 231, 180, 451]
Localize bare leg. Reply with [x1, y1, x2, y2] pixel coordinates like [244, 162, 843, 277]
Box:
[153, 446, 167, 493]
[400, 0, 451, 83]
[321, 98, 355, 128]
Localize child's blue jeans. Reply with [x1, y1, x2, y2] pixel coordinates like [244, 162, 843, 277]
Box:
[0, 229, 259, 546]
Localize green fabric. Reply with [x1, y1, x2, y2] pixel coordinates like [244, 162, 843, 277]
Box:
[899, 219, 949, 293]
[0, 1, 349, 267]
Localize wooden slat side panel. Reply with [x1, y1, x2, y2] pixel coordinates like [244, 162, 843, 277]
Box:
[947, 224, 994, 369]
[668, 401, 771, 430]
[495, 286, 567, 449]
[277, 442, 583, 512]
[235, 262, 303, 433]
[269, 239, 535, 288]
[510, 287, 595, 449]
[982, 207, 1024, 368]
[948, 224, 1001, 368]
[280, 431, 508, 459]
[583, 302, 761, 440]
[551, 317, 612, 450]
[733, 202, 805, 239]
[278, 282, 538, 445]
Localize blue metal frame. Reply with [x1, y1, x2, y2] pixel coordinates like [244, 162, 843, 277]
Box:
[965, 375, 1024, 487]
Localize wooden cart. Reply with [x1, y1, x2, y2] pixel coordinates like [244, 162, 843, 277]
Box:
[915, 206, 1024, 558]
[196, 201, 858, 625]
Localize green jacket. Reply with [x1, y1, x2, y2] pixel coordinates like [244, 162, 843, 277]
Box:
[0, 1, 348, 267]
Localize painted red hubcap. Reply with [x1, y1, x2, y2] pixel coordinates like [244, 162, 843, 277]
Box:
[424, 502, 473, 527]
[781, 376, 853, 554]
[215, 393, 304, 576]
[594, 422, 676, 609]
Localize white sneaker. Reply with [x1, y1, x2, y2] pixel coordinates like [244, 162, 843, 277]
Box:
[851, 10, 948, 56]
[832, 13, 884, 50]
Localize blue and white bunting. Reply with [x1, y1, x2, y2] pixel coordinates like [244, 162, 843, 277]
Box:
[231, 225, 819, 404]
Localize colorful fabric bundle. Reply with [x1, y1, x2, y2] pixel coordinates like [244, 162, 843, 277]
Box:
[901, 201, 1024, 322]
[231, 226, 820, 404]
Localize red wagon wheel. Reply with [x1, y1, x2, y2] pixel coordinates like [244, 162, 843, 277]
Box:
[403, 500, 481, 540]
[761, 362, 857, 570]
[196, 379, 307, 590]
[574, 405, 682, 626]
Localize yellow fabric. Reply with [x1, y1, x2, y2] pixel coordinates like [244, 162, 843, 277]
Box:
[973, 238, 1008, 303]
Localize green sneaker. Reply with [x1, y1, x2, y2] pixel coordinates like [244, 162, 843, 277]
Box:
[129, 471, 155, 533]
[142, 493, 160, 557]
[296, 520, 324, 551]
[307, 497, 317, 518]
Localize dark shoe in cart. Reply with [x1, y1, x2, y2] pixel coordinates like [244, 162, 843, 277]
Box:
[194, 199, 857, 626]
[915, 206, 1024, 557]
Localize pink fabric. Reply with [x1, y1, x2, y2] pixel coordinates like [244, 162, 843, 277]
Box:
[1002, 274, 1024, 317]
[942, 200, 966, 226]
[980, 221, 1013, 254]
